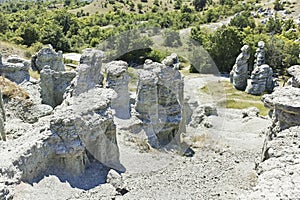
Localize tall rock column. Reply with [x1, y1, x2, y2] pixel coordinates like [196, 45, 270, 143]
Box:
[135, 59, 185, 147]
[230, 45, 250, 91]
[105, 61, 130, 119]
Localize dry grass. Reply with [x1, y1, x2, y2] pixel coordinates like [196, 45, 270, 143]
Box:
[0, 77, 30, 100]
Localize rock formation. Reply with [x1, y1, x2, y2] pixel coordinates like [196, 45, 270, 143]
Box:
[286, 65, 300, 88]
[105, 61, 130, 119]
[162, 53, 180, 70]
[230, 45, 250, 90]
[245, 64, 275, 95]
[40, 66, 76, 108]
[0, 88, 122, 195]
[244, 87, 300, 199]
[66, 48, 104, 97]
[0, 89, 5, 141]
[254, 41, 265, 68]
[0, 54, 30, 84]
[189, 104, 218, 128]
[135, 59, 185, 147]
[31, 45, 65, 72]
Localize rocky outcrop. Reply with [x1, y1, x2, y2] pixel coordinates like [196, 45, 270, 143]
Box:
[0, 88, 122, 187]
[0, 54, 30, 84]
[105, 61, 130, 119]
[66, 49, 104, 97]
[230, 45, 250, 91]
[31, 45, 65, 72]
[135, 59, 185, 147]
[40, 66, 76, 108]
[162, 53, 180, 70]
[286, 65, 300, 88]
[243, 87, 300, 199]
[0, 89, 5, 141]
[246, 64, 275, 95]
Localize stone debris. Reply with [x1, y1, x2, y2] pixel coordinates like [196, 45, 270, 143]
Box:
[105, 61, 130, 119]
[246, 64, 275, 95]
[0, 54, 30, 84]
[31, 45, 65, 72]
[40, 66, 76, 108]
[286, 65, 300, 88]
[135, 59, 185, 147]
[230, 45, 250, 91]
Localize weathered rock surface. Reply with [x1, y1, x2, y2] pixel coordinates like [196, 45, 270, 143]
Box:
[135, 59, 185, 147]
[105, 61, 130, 119]
[246, 64, 275, 95]
[40, 66, 76, 108]
[286, 65, 300, 88]
[0, 54, 30, 84]
[0, 88, 122, 198]
[230, 45, 250, 91]
[31, 45, 65, 72]
[243, 86, 300, 199]
[66, 49, 104, 97]
[262, 87, 300, 130]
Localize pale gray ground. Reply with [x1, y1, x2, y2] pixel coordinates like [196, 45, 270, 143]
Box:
[11, 75, 271, 200]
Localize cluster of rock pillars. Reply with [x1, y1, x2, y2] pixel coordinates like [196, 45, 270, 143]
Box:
[0, 43, 299, 199]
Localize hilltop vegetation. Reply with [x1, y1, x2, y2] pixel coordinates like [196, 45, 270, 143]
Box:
[0, 0, 300, 74]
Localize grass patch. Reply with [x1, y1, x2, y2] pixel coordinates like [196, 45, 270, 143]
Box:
[225, 99, 269, 116]
[128, 66, 138, 92]
[29, 69, 40, 80]
[0, 77, 30, 100]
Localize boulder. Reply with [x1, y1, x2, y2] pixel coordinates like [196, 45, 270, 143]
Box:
[230, 45, 250, 90]
[135, 59, 185, 147]
[286, 65, 300, 88]
[40, 66, 76, 108]
[31, 45, 65, 72]
[246, 64, 275, 95]
[0, 55, 30, 84]
[189, 104, 218, 128]
[105, 61, 130, 119]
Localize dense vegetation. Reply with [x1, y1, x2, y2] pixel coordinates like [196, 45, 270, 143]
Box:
[0, 0, 299, 74]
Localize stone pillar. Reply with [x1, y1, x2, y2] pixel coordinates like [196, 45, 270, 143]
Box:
[105, 61, 130, 119]
[230, 45, 250, 91]
[135, 59, 185, 147]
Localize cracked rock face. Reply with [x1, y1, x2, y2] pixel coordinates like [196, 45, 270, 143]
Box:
[0, 54, 30, 84]
[105, 61, 130, 119]
[287, 65, 300, 88]
[246, 64, 275, 95]
[31, 45, 65, 72]
[135, 59, 185, 147]
[40, 66, 76, 108]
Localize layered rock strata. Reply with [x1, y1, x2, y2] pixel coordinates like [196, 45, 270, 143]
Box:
[286, 65, 300, 88]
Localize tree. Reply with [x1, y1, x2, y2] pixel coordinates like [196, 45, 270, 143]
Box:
[229, 11, 255, 29]
[0, 13, 9, 34]
[193, 0, 209, 11]
[174, 0, 182, 10]
[273, 0, 284, 11]
[17, 24, 40, 46]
